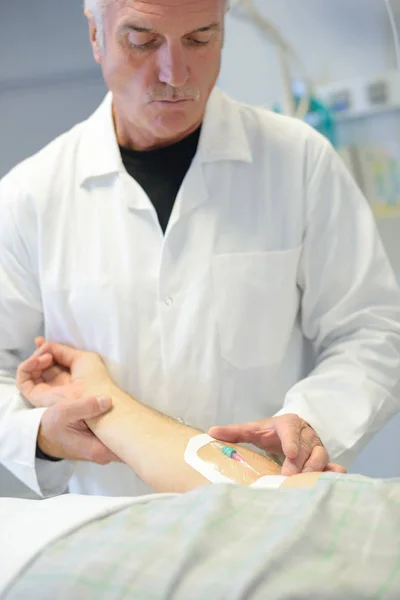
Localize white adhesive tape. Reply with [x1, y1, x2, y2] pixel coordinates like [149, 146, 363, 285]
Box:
[184, 434, 235, 484]
[184, 434, 287, 489]
[250, 475, 287, 489]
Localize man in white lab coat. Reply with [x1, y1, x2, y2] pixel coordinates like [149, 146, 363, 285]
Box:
[1, 0, 400, 498]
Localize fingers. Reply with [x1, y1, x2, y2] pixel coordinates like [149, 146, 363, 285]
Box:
[299, 445, 330, 473]
[281, 457, 302, 476]
[35, 337, 46, 349]
[17, 353, 54, 388]
[88, 439, 122, 465]
[39, 397, 119, 464]
[324, 463, 347, 474]
[34, 340, 79, 369]
[281, 433, 329, 476]
[209, 422, 266, 445]
[31, 353, 54, 374]
[210, 416, 308, 462]
[41, 364, 68, 383]
[273, 416, 328, 475]
[273, 416, 303, 460]
[211, 416, 331, 476]
[210, 417, 303, 458]
[30, 392, 67, 408]
[62, 396, 113, 423]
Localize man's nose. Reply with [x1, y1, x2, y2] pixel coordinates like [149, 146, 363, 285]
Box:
[158, 42, 189, 88]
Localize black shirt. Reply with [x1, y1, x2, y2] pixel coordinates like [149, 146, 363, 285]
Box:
[120, 126, 202, 233]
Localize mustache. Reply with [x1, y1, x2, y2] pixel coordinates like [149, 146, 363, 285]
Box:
[147, 87, 200, 102]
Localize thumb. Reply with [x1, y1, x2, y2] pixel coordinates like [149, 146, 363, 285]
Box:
[63, 396, 113, 423]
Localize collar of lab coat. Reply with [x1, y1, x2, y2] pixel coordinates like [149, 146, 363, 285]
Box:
[77, 87, 252, 186]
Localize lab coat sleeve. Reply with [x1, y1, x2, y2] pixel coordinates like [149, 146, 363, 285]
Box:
[274, 138, 400, 468]
[0, 176, 74, 497]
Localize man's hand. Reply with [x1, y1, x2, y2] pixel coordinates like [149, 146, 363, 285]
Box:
[209, 415, 346, 475]
[17, 337, 113, 408]
[38, 395, 121, 463]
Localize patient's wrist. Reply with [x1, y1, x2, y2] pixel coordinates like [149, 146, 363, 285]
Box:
[84, 381, 122, 402]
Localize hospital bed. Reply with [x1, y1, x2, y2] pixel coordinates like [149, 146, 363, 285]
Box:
[1, 473, 400, 599]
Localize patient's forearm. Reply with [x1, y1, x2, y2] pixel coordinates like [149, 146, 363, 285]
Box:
[85, 383, 283, 493]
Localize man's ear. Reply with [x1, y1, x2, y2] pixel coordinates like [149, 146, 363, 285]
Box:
[84, 9, 102, 64]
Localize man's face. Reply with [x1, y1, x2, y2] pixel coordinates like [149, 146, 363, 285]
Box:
[88, 0, 225, 147]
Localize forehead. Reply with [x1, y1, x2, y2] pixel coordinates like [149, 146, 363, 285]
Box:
[107, 0, 224, 30]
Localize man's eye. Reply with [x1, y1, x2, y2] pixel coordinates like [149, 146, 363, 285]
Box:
[128, 34, 157, 49]
[186, 37, 211, 46]
[131, 41, 155, 49]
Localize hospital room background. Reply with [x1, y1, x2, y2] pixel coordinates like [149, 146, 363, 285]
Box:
[1, 0, 400, 498]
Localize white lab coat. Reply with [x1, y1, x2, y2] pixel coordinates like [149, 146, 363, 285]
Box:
[1, 88, 400, 498]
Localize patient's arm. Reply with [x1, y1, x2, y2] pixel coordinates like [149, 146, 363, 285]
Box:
[281, 472, 321, 489]
[84, 381, 276, 492]
[25, 342, 323, 494]
[84, 382, 321, 493]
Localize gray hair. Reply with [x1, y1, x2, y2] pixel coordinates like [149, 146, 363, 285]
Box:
[84, 0, 229, 51]
[84, 0, 107, 50]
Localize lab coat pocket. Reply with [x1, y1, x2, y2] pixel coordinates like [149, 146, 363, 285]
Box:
[212, 248, 302, 370]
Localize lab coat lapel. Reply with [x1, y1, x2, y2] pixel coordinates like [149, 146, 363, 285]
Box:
[78, 94, 160, 215]
[78, 88, 253, 223]
[169, 155, 209, 225]
[168, 88, 253, 227]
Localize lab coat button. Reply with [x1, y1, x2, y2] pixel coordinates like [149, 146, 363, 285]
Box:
[164, 296, 173, 306]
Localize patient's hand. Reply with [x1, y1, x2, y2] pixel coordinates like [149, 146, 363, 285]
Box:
[17, 337, 113, 408]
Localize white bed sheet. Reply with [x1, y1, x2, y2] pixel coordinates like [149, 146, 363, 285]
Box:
[0, 493, 175, 598]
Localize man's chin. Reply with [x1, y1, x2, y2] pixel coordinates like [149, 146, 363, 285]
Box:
[152, 110, 197, 130]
